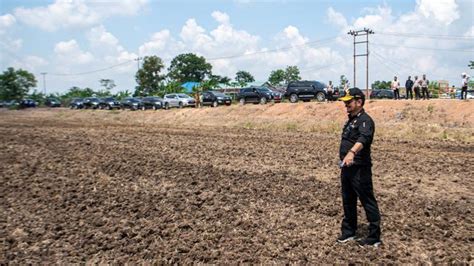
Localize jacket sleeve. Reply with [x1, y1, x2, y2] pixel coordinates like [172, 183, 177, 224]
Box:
[356, 118, 374, 147]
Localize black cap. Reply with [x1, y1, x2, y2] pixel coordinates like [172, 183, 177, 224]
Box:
[339, 87, 365, 102]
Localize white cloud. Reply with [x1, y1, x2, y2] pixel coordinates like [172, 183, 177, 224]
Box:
[14, 0, 149, 32]
[465, 26, 474, 37]
[417, 0, 459, 25]
[0, 14, 16, 34]
[54, 39, 94, 64]
[326, 7, 347, 29]
[211, 11, 230, 25]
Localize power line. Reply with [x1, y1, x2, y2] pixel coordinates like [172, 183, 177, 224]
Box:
[372, 42, 474, 52]
[206, 35, 341, 61]
[48, 59, 136, 76]
[377, 31, 474, 40]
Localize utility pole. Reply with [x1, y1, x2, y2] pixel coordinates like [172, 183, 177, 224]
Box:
[135, 57, 143, 71]
[347, 28, 374, 99]
[40, 72, 47, 95]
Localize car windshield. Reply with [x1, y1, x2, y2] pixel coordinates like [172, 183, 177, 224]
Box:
[177, 94, 191, 98]
[130, 98, 141, 102]
[258, 88, 271, 92]
[89, 97, 99, 101]
[148, 97, 162, 101]
[212, 92, 227, 97]
[104, 97, 115, 101]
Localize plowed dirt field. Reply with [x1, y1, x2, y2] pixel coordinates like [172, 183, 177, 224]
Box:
[1, 100, 473, 263]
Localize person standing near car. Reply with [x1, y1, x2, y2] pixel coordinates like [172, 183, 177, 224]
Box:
[327, 81, 334, 101]
[405, 76, 414, 100]
[336, 88, 382, 247]
[391, 76, 400, 100]
[461, 72, 470, 100]
[413, 75, 421, 100]
[421, 74, 430, 100]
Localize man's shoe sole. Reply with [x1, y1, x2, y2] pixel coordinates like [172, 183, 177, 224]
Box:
[358, 241, 381, 248]
[337, 236, 355, 243]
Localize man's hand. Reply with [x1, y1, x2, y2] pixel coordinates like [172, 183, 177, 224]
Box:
[342, 151, 355, 167]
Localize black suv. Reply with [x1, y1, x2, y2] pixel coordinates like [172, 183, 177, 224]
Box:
[98, 97, 121, 110]
[45, 98, 61, 107]
[120, 97, 143, 110]
[69, 98, 84, 109]
[237, 87, 274, 104]
[19, 99, 37, 108]
[83, 97, 101, 109]
[285, 80, 328, 103]
[201, 91, 232, 107]
[141, 96, 163, 110]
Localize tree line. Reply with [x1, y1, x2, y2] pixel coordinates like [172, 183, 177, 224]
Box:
[2, 53, 472, 102]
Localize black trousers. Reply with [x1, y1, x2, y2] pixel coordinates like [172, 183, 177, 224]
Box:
[422, 87, 429, 99]
[461, 87, 467, 99]
[414, 87, 421, 99]
[393, 89, 400, 100]
[406, 88, 413, 99]
[341, 165, 381, 240]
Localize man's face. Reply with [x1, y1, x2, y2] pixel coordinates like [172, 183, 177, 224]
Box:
[344, 98, 362, 115]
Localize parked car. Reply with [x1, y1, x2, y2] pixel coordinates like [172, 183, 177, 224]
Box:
[19, 99, 37, 108]
[284, 80, 328, 103]
[83, 97, 101, 109]
[162, 93, 196, 109]
[370, 89, 394, 99]
[258, 87, 283, 103]
[141, 96, 164, 110]
[45, 97, 61, 107]
[69, 98, 84, 109]
[3, 100, 20, 108]
[98, 97, 121, 110]
[201, 91, 232, 107]
[120, 97, 143, 110]
[237, 87, 274, 104]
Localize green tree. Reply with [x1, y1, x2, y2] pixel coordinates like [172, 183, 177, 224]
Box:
[428, 81, 440, 98]
[235, 70, 255, 87]
[469, 60, 473, 69]
[168, 53, 212, 83]
[371, 80, 391, 90]
[0, 67, 37, 101]
[340, 75, 349, 87]
[62, 86, 95, 99]
[114, 90, 132, 100]
[268, 69, 285, 85]
[284, 65, 301, 84]
[135, 55, 165, 96]
[29, 89, 46, 105]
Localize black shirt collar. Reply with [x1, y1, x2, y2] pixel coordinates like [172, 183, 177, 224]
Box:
[348, 108, 365, 119]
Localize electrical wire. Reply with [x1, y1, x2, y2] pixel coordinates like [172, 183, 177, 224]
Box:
[372, 42, 474, 52]
[377, 31, 474, 40]
[48, 59, 136, 76]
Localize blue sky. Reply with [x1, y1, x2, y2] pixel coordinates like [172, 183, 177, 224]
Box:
[0, 0, 473, 94]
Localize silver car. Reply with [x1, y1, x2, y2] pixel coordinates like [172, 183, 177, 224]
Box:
[163, 93, 196, 109]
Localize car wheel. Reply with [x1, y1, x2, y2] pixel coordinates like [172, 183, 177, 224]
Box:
[290, 93, 299, 103]
[316, 92, 326, 102]
[152, 105, 157, 111]
[179, 102, 183, 108]
[260, 97, 267, 104]
[165, 103, 169, 110]
[107, 105, 111, 110]
[212, 101, 218, 107]
[141, 105, 146, 111]
[239, 98, 245, 105]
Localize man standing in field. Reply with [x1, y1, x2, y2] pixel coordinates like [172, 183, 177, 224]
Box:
[336, 88, 382, 247]
[421, 74, 430, 100]
[461, 72, 470, 100]
[413, 75, 421, 100]
[391, 76, 400, 100]
[405, 76, 414, 100]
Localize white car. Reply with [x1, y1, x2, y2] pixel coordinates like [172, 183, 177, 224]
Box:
[163, 93, 196, 109]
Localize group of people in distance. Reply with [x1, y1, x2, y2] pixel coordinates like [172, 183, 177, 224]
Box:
[391, 72, 471, 100]
[391, 74, 430, 100]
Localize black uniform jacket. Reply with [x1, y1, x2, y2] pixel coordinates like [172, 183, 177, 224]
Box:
[339, 109, 375, 166]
